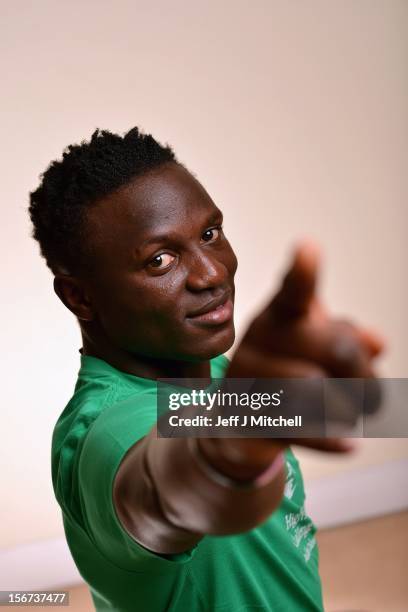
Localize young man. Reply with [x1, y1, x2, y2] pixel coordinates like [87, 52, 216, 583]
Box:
[29, 128, 383, 611]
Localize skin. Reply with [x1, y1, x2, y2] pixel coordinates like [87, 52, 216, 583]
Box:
[54, 161, 385, 481]
[55, 163, 237, 380]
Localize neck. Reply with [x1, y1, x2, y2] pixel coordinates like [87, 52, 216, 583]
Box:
[81, 333, 211, 381]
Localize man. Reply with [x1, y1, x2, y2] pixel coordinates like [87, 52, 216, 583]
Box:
[29, 127, 383, 611]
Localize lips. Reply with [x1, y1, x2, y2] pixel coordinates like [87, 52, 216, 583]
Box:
[186, 293, 234, 326]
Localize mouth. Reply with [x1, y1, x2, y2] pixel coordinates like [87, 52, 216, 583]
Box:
[186, 292, 234, 326]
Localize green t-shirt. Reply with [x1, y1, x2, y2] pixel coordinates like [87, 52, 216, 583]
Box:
[52, 354, 323, 611]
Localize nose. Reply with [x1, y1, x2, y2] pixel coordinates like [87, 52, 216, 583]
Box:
[186, 250, 229, 292]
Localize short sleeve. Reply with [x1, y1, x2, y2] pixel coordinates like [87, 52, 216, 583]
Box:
[77, 390, 197, 571]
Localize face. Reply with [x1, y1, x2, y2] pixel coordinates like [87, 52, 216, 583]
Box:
[81, 163, 238, 361]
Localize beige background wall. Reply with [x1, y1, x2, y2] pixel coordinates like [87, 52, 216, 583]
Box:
[1, 0, 407, 551]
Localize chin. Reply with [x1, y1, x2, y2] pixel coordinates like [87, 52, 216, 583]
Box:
[188, 323, 235, 361]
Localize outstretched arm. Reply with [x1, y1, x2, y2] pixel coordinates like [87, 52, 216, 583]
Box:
[113, 241, 384, 555]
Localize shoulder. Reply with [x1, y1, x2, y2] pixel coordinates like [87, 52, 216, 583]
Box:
[52, 376, 119, 471]
[52, 373, 156, 518]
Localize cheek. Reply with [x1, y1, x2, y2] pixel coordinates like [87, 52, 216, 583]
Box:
[96, 272, 177, 315]
[101, 298, 182, 352]
[109, 281, 183, 334]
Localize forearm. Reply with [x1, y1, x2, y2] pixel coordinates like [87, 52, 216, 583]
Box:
[197, 437, 285, 481]
[113, 426, 286, 555]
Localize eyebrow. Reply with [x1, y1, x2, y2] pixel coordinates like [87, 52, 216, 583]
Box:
[138, 209, 223, 250]
[138, 234, 172, 249]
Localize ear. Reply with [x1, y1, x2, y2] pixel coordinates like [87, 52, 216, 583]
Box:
[53, 275, 94, 321]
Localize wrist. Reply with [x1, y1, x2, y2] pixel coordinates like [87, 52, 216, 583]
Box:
[196, 437, 285, 484]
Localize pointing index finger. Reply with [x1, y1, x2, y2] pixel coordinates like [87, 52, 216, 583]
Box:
[271, 241, 320, 320]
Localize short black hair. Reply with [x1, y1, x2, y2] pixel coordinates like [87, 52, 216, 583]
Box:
[29, 127, 177, 274]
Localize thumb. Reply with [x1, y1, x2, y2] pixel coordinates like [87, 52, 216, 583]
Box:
[270, 241, 320, 320]
[356, 327, 386, 358]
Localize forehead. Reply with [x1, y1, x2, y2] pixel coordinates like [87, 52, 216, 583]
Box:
[86, 163, 220, 244]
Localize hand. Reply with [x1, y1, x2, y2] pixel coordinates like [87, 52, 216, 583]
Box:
[225, 240, 385, 456]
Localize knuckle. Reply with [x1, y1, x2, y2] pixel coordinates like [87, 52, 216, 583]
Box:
[332, 334, 361, 363]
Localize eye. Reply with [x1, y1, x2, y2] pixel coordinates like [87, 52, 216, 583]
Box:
[201, 226, 222, 244]
[148, 253, 176, 270]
